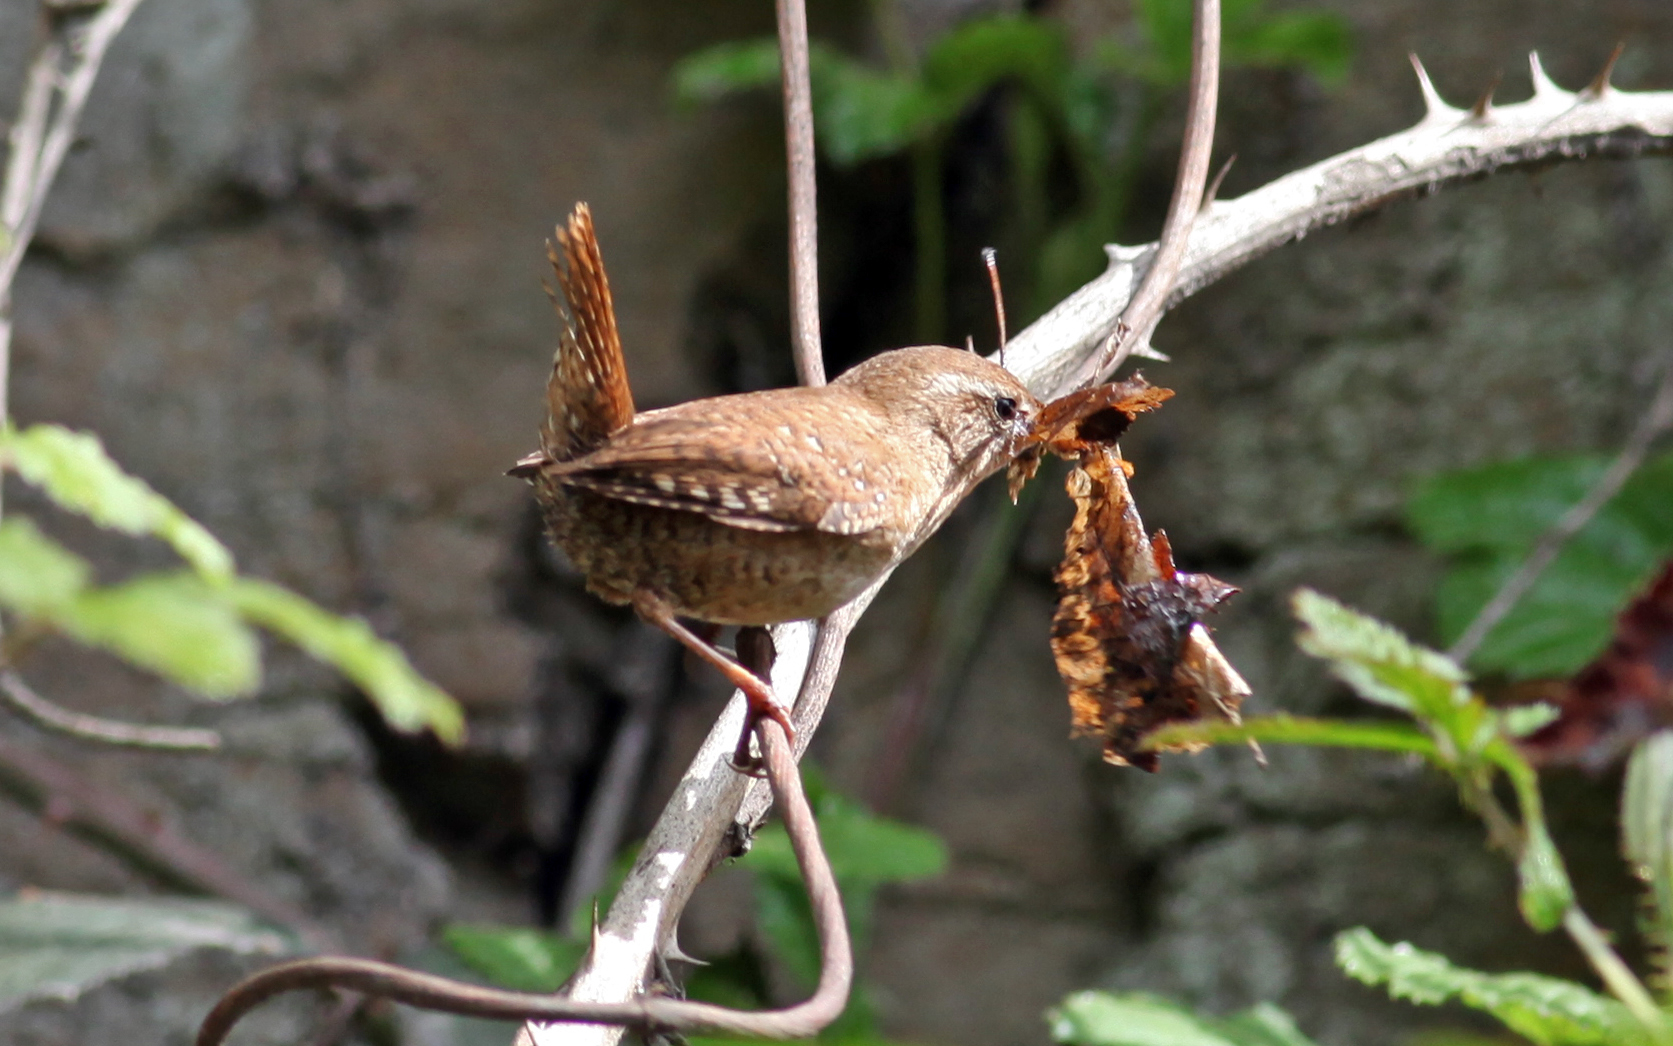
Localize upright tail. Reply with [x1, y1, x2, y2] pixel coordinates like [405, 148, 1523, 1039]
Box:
[541, 203, 635, 462]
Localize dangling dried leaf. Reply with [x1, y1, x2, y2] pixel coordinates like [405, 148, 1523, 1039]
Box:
[1033, 378, 1249, 771]
[1522, 560, 1673, 770]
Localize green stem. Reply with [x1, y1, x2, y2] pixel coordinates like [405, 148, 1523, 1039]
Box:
[1564, 907, 1671, 1039]
[912, 136, 947, 344]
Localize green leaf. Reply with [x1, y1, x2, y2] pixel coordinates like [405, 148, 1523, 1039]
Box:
[920, 14, 1069, 115]
[2, 425, 234, 581]
[671, 39, 782, 105]
[1334, 928, 1648, 1046]
[0, 518, 91, 618]
[1148, 714, 1440, 759]
[440, 924, 584, 993]
[0, 891, 295, 1010]
[1501, 704, 1561, 738]
[808, 45, 938, 165]
[1623, 732, 1673, 969]
[1215, 1003, 1324, 1046]
[743, 790, 947, 885]
[1291, 589, 1470, 722]
[231, 579, 463, 743]
[1136, 0, 1352, 86]
[1048, 991, 1320, 1046]
[1050, 991, 1237, 1046]
[1227, 12, 1352, 84]
[59, 572, 260, 698]
[1408, 452, 1673, 678]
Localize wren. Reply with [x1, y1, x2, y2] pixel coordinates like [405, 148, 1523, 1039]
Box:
[512, 204, 1041, 744]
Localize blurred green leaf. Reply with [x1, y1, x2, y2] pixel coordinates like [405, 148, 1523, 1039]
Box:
[1334, 928, 1648, 1046]
[1049, 991, 1321, 1046]
[921, 14, 1068, 114]
[1148, 713, 1440, 758]
[1136, 0, 1351, 86]
[1500, 704, 1561, 738]
[0, 518, 91, 618]
[1228, 12, 1352, 84]
[440, 924, 584, 994]
[231, 579, 463, 742]
[1292, 589, 1470, 722]
[672, 38, 781, 104]
[744, 790, 947, 886]
[2, 425, 234, 581]
[60, 572, 259, 698]
[0, 891, 296, 1010]
[1624, 732, 1673, 976]
[809, 46, 937, 165]
[1408, 453, 1673, 678]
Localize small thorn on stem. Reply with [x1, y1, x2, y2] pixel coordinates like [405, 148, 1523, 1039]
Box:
[1528, 51, 1564, 98]
[1584, 41, 1625, 98]
[1408, 53, 1456, 119]
[982, 247, 1007, 370]
[1201, 153, 1237, 212]
[1470, 71, 1502, 121]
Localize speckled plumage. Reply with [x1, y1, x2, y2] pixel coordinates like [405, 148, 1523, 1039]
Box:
[513, 204, 1042, 628]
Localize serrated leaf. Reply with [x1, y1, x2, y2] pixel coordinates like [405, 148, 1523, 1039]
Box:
[440, 924, 583, 993]
[0, 892, 295, 1010]
[1334, 928, 1649, 1046]
[1409, 453, 1673, 678]
[231, 579, 463, 743]
[2, 425, 234, 581]
[59, 572, 260, 698]
[0, 517, 91, 617]
[1292, 589, 1469, 721]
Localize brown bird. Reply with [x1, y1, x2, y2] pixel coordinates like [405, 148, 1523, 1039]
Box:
[512, 204, 1041, 745]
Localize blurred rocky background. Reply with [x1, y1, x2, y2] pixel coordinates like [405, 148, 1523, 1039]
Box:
[0, 0, 1669, 1042]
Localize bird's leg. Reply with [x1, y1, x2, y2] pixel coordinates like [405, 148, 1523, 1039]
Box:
[731, 626, 781, 774]
[630, 593, 796, 770]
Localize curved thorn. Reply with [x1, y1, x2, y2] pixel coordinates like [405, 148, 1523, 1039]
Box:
[1470, 71, 1502, 121]
[1409, 52, 1458, 120]
[1584, 41, 1626, 99]
[1528, 51, 1564, 99]
[1202, 153, 1237, 211]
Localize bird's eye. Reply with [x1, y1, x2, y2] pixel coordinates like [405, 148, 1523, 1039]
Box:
[994, 396, 1019, 422]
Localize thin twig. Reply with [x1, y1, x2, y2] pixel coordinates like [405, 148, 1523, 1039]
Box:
[1450, 350, 1673, 663]
[1068, 0, 1219, 389]
[196, 719, 852, 1046]
[777, 0, 823, 387]
[0, 670, 222, 751]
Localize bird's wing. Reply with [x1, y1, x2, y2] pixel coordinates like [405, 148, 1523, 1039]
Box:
[541, 393, 894, 535]
[540, 203, 636, 461]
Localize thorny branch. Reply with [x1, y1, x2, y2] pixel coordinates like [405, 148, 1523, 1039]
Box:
[196, 719, 853, 1046]
[1450, 345, 1673, 662]
[1007, 51, 1673, 402]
